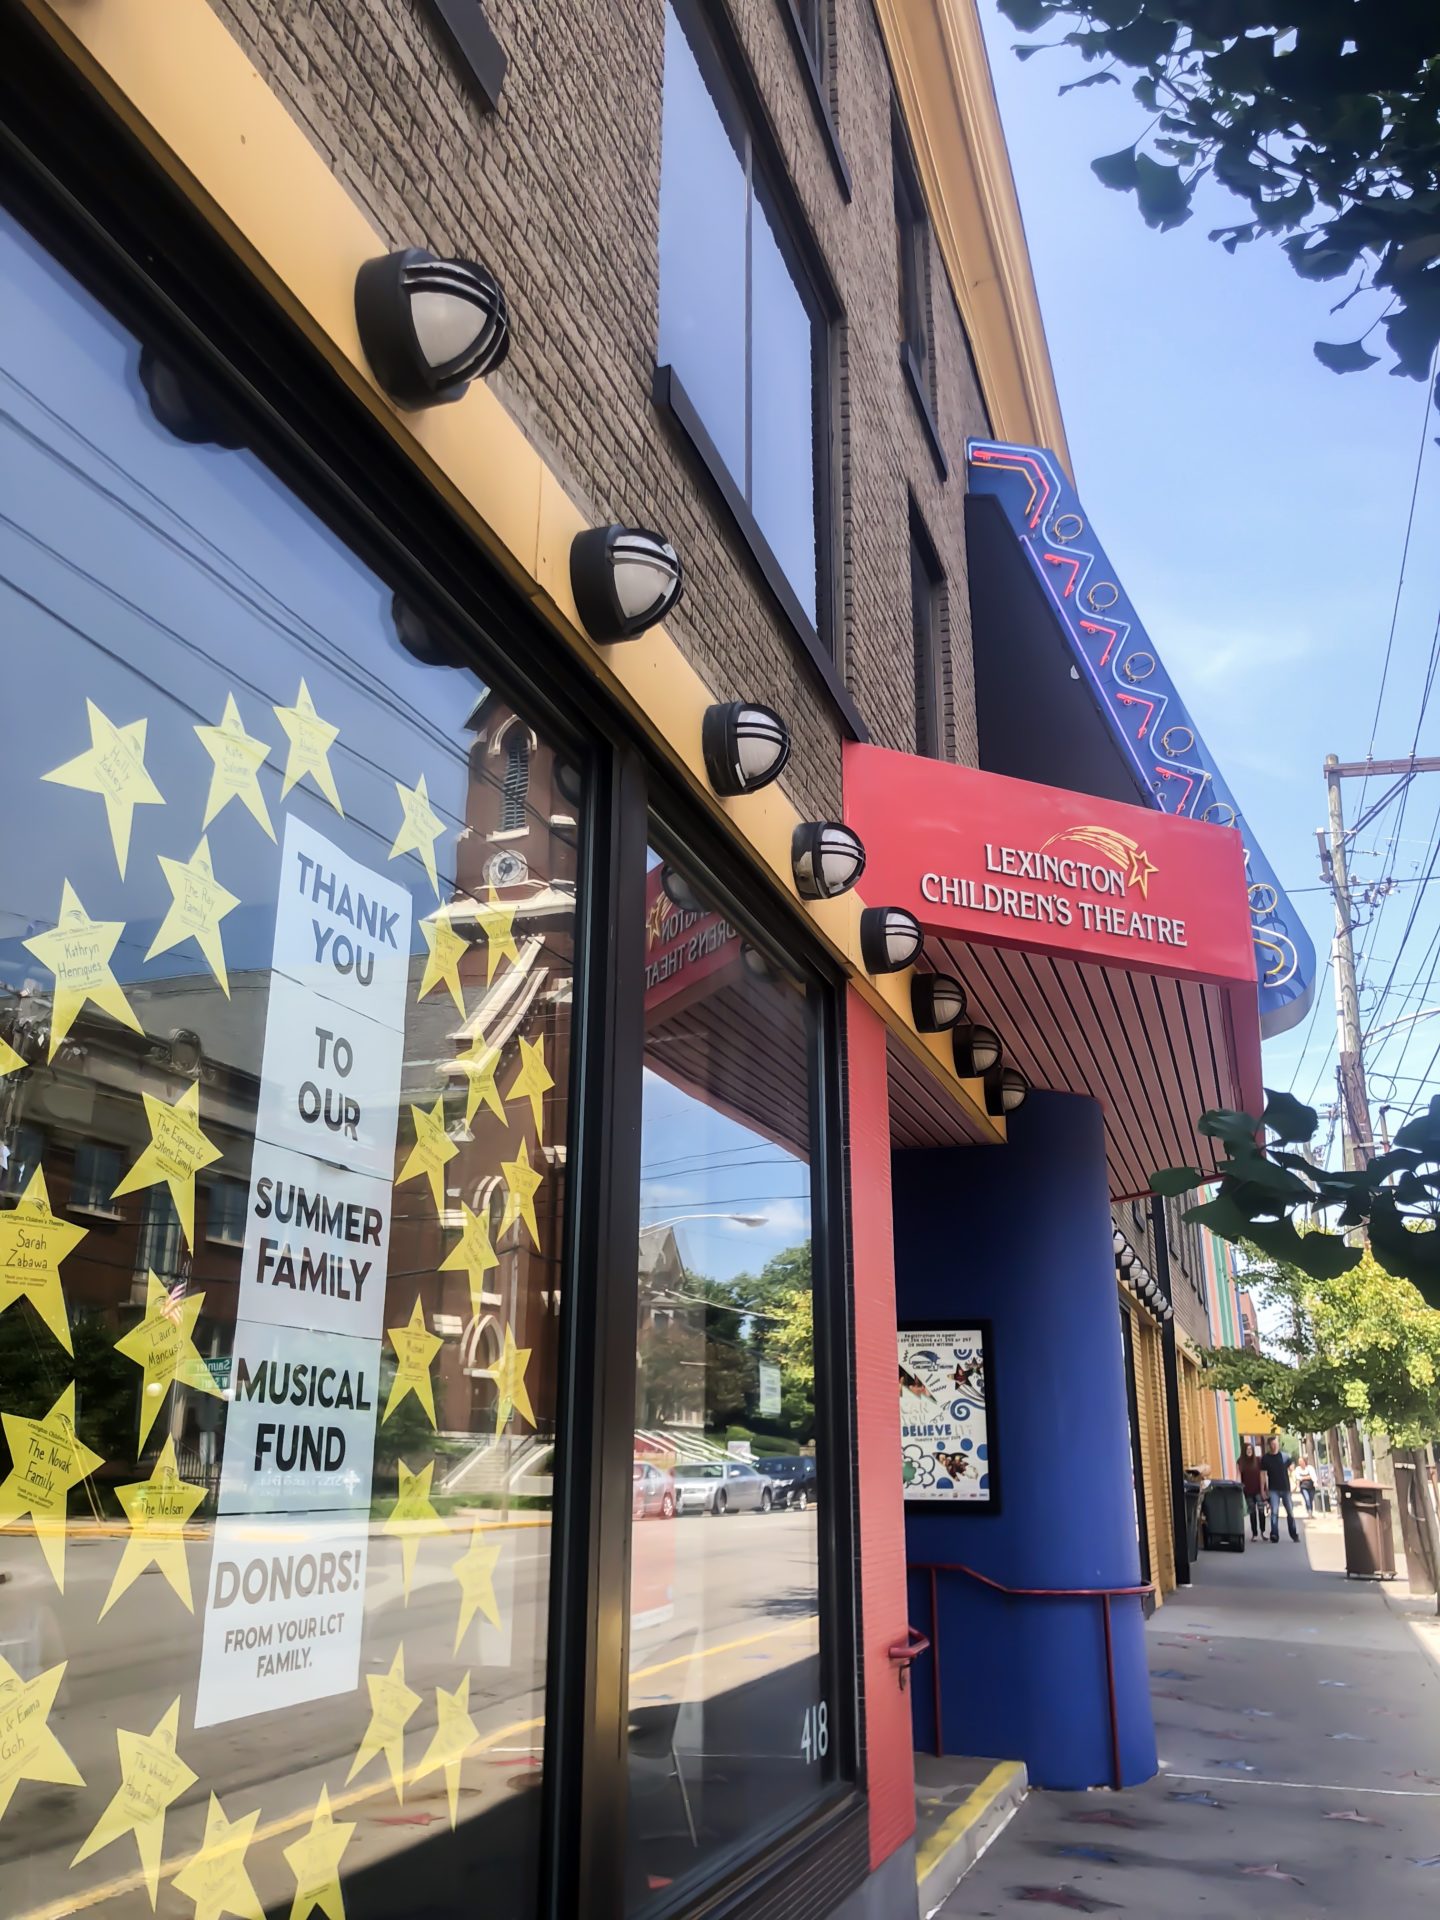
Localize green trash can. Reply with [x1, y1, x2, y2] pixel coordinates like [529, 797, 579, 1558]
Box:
[1202, 1480, 1247, 1551]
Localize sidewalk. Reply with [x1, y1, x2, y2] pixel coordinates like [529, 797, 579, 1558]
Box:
[939, 1513, 1440, 1917]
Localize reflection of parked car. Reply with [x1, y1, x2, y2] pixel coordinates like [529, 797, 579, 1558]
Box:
[674, 1460, 773, 1515]
[764, 1456, 818, 1511]
[632, 1461, 677, 1519]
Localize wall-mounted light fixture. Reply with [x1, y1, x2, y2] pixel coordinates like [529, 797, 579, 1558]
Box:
[741, 943, 777, 983]
[1112, 1229, 1126, 1257]
[912, 973, 967, 1033]
[355, 248, 509, 407]
[138, 348, 246, 448]
[1117, 1244, 1136, 1277]
[659, 864, 705, 916]
[952, 1022, 1001, 1079]
[391, 595, 465, 668]
[702, 702, 791, 796]
[792, 822, 865, 901]
[860, 907, 923, 975]
[570, 526, 683, 641]
[984, 1065, 1029, 1117]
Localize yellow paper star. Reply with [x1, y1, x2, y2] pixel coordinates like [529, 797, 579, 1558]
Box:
[489, 1324, 536, 1435]
[345, 1645, 420, 1802]
[145, 837, 240, 996]
[0, 1655, 83, 1820]
[395, 1096, 457, 1219]
[195, 692, 275, 840]
[417, 910, 468, 1018]
[0, 1035, 25, 1077]
[474, 885, 519, 986]
[499, 1137, 544, 1250]
[283, 1784, 355, 1920]
[100, 1437, 207, 1620]
[383, 1300, 443, 1429]
[42, 699, 164, 877]
[453, 1028, 504, 1128]
[451, 1528, 502, 1653]
[383, 1458, 439, 1601]
[0, 1383, 104, 1590]
[414, 1673, 479, 1830]
[72, 1697, 196, 1904]
[115, 1271, 225, 1448]
[0, 1166, 86, 1353]
[273, 678, 343, 815]
[172, 1793, 264, 1920]
[23, 880, 142, 1059]
[505, 1033, 555, 1140]
[112, 1082, 222, 1251]
[438, 1203, 500, 1320]
[389, 773, 446, 898]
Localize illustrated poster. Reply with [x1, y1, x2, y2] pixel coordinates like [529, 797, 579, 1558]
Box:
[898, 1325, 995, 1507]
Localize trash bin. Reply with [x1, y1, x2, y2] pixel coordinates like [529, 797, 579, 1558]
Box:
[1201, 1480, 1247, 1552]
[1340, 1479, 1396, 1579]
[1182, 1479, 1204, 1561]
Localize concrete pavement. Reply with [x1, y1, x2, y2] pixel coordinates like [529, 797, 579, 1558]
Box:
[942, 1513, 1440, 1917]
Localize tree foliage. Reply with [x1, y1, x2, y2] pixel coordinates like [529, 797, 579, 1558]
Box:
[998, 0, 1440, 403]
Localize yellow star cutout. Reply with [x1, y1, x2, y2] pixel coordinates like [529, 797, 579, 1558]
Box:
[383, 1458, 439, 1601]
[499, 1137, 544, 1250]
[112, 1082, 222, 1251]
[395, 1096, 458, 1219]
[0, 1655, 82, 1820]
[417, 909, 468, 1018]
[474, 885, 519, 986]
[383, 1300, 443, 1429]
[273, 678, 343, 815]
[100, 1437, 207, 1620]
[489, 1324, 536, 1436]
[451, 1528, 502, 1653]
[438, 1202, 500, 1319]
[0, 1166, 86, 1353]
[453, 1028, 504, 1128]
[283, 1784, 355, 1920]
[1127, 846, 1158, 899]
[41, 698, 164, 877]
[23, 879, 142, 1059]
[0, 1383, 104, 1590]
[145, 836, 240, 996]
[72, 1697, 196, 1903]
[505, 1033, 555, 1140]
[345, 1645, 421, 1802]
[172, 1792, 264, 1920]
[414, 1673, 479, 1830]
[0, 1035, 25, 1077]
[389, 772, 446, 898]
[195, 691, 275, 840]
[115, 1271, 225, 1449]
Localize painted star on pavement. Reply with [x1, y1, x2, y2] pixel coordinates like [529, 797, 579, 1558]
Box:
[112, 1082, 222, 1250]
[499, 1136, 544, 1249]
[451, 1527, 503, 1652]
[195, 691, 275, 840]
[417, 909, 468, 1018]
[505, 1033, 554, 1140]
[0, 1166, 86, 1352]
[0, 1382, 104, 1590]
[42, 698, 164, 877]
[395, 1096, 458, 1219]
[414, 1673, 479, 1829]
[474, 885, 519, 986]
[345, 1646, 421, 1802]
[488, 1323, 535, 1434]
[172, 1792, 264, 1920]
[23, 880, 142, 1058]
[389, 773, 446, 898]
[438, 1202, 500, 1319]
[384, 1458, 440, 1601]
[452, 1028, 504, 1128]
[273, 677, 343, 815]
[115, 1270, 224, 1448]
[0, 1654, 83, 1820]
[383, 1299, 443, 1429]
[100, 1437, 208, 1620]
[283, 1784, 355, 1920]
[72, 1697, 196, 1903]
[145, 837, 240, 996]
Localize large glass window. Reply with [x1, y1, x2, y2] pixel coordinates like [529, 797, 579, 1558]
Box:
[658, 0, 825, 630]
[0, 203, 582, 1919]
[626, 848, 828, 1908]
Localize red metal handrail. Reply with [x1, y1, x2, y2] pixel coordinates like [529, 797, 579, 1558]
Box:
[908, 1560, 1154, 1790]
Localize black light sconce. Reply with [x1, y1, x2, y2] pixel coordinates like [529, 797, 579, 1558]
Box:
[553, 759, 584, 808]
[791, 822, 866, 901]
[741, 943, 777, 983]
[659, 863, 705, 916]
[570, 525, 683, 641]
[860, 907, 923, 975]
[138, 348, 246, 448]
[952, 1022, 1001, 1079]
[984, 1065, 1029, 1117]
[702, 702, 791, 796]
[391, 595, 465, 668]
[912, 973, 967, 1033]
[355, 248, 509, 407]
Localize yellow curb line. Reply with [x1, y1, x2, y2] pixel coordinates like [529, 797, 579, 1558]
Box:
[915, 1760, 1026, 1886]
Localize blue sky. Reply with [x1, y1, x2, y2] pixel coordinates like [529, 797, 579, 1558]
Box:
[980, 4, 1440, 1157]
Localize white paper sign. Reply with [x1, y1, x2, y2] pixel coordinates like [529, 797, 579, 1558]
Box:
[252, 972, 406, 1182]
[270, 815, 412, 1027]
[758, 1361, 782, 1417]
[220, 1324, 381, 1515]
[238, 1144, 393, 1342]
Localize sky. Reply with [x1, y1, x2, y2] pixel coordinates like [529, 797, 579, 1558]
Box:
[980, 4, 1440, 1160]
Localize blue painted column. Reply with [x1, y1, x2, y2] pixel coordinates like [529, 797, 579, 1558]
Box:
[896, 1090, 1157, 1788]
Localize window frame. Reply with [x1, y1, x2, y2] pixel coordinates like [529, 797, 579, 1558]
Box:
[778, 0, 852, 201]
[892, 119, 948, 482]
[909, 503, 947, 760]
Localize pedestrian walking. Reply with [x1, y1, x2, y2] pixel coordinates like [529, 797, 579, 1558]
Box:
[1296, 1455, 1317, 1517]
[1262, 1436, 1300, 1542]
[1239, 1442, 1268, 1541]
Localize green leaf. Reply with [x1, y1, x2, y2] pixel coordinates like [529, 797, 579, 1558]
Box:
[1363, 1148, 1422, 1181]
[1224, 1146, 1314, 1200]
[1060, 69, 1120, 94]
[1150, 1165, 1205, 1197]
[1134, 153, 1194, 231]
[995, 0, 1052, 28]
[1243, 1215, 1363, 1279]
[1314, 337, 1381, 372]
[1284, 233, 1360, 281]
[1261, 1088, 1319, 1145]
[1183, 1192, 1257, 1241]
[1198, 1108, 1261, 1148]
[1092, 145, 1141, 192]
[1394, 1097, 1440, 1155]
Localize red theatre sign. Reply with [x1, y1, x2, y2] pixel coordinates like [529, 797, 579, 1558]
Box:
[843, 745, 1257, 991]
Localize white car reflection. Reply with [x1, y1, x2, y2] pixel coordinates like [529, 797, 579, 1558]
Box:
[673, 1460, 774, 1515]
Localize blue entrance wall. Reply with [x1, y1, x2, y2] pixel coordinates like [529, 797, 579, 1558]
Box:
[895, 1090, 1157, 1788]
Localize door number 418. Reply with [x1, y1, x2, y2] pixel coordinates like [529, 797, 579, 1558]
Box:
[800, 1701, 829, 1763]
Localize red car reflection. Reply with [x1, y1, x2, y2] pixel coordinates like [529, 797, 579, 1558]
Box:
[633, 1460, 678, 1519]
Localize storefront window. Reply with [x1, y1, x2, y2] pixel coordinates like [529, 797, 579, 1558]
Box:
[0, 205, 581, 1918]
[626, 849, 827, 1907]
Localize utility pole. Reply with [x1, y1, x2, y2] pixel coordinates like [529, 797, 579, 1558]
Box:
[1321, 756, 1371, 1168]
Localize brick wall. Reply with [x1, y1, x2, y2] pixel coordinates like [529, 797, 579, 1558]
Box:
[207, 0, 991, 817]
